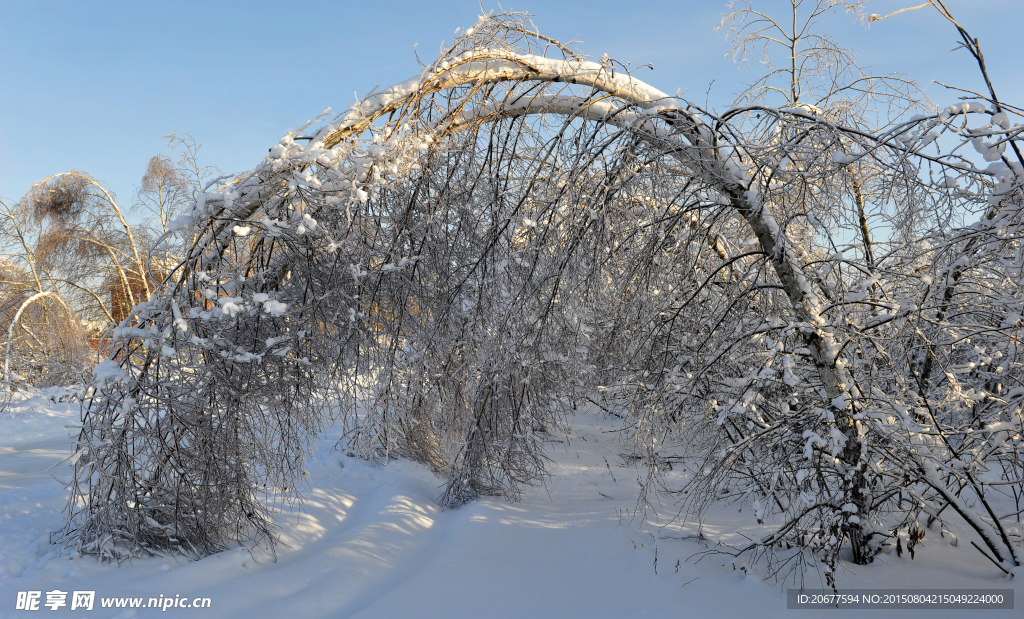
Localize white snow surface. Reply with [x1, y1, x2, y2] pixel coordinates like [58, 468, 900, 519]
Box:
[1, 391, 1020, 618]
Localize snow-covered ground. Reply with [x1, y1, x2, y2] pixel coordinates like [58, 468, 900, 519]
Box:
[1, 391, 1019, 618]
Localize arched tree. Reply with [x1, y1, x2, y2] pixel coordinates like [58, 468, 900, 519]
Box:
[62, 10, 1021, 581]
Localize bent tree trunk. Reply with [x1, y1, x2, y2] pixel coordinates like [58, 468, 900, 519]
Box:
[719, 186, 875, 565]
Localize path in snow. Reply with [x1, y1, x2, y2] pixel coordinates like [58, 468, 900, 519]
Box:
[0, 394, 1019, 618]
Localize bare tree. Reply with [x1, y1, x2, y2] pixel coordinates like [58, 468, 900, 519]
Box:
[136, 155, 192, 236]
[1, 137, 220, 395]
[24, 172, 153, 319]
[0, 197, 94, 391]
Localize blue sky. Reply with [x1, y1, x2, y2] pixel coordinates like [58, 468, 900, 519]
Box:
[2, 0, 1022, 206]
